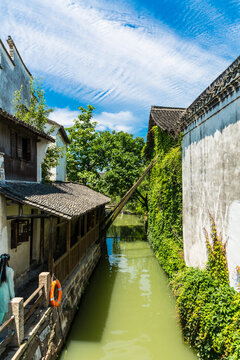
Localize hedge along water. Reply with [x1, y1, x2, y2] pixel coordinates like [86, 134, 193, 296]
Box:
[60, 214, 197, 359]
[146, 126, 240, 359]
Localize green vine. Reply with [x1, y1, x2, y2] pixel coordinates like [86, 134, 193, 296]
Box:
[147, 126, 184, 278]
[147, 125, 240, 359]
[204, 214, 229, 285]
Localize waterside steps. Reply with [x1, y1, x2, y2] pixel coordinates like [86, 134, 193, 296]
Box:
[102, 154, 159, 232]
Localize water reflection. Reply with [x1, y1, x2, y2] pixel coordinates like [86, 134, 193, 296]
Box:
[61, 214, 197, 360]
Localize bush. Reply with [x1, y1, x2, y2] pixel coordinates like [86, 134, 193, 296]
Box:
[147, 126, 240, 359]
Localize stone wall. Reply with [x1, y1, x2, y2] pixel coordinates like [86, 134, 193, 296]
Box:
[182, 87, 240, 288]
[8, 243, 101, 360]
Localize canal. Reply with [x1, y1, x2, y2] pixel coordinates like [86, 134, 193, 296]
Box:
[61, 213, 197, 360]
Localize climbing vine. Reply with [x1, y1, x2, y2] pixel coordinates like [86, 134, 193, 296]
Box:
[147, 125, 240, 359]
[147, 126, 184, 278]
[204, 214, 229, 285]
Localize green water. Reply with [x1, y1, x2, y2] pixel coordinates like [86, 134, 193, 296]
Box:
[61, 214, 197, 360]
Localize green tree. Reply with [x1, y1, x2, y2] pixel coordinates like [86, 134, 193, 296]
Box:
[66, 105, 98, 185]
[14, 78, 52, 132]
[66, 106, 146, 209]
[95, 130, 145, 199]
[14, 78, 62, 182]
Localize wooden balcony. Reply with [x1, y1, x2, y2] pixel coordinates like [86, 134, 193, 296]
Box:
[53, 224, 99, 284]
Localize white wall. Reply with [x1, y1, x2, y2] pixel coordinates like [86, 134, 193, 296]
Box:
[182, 88, 240, 288]
[45, 122, 67, 182]
[7, 204, 31, 278]
[37, 139, 49, 182]
[0, 195, 8, 255]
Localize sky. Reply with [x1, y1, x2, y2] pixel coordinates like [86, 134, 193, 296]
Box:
[0, 0, 239, 138]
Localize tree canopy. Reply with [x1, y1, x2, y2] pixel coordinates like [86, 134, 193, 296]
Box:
[66, 106, 146, 203]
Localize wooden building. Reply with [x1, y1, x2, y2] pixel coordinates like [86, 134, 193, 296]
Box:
[0, 108, 110, 288]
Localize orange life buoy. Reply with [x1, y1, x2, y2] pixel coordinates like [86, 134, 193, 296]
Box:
[50, 279, 62, 307]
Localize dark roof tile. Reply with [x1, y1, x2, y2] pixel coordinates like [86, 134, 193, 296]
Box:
[180, 55, 240, 131]
[149, 106, 185, 134]
[0, 108, 55, 142]
[0, 182, 110, 219]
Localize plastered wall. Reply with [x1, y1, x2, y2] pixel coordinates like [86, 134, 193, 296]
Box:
[182, 89, 240, 288]
[44, 123, 67, 182]
[0, 41, 30, 114]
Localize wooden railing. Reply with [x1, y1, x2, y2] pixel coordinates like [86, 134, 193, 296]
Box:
[24, 285, 44, 322]
[0, 315, 15, 354]
[53, 224, 99, 284]
[0, 272, 50, 352]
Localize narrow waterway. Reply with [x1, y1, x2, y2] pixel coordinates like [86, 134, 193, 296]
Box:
[61, 214, 197, 360]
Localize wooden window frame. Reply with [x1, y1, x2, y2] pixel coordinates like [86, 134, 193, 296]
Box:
[10, 130, 31, 162]
[11, 219, 30, 249]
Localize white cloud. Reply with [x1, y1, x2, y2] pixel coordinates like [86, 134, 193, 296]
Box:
[0, 0, 231, 111]
[50, 107, 138, 132]
[49, 107, 79, 127]
[94, 111, 138, 132]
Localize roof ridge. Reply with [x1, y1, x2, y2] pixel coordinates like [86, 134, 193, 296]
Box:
[151, 105, 186, 111]
[180, 54, 240, 130]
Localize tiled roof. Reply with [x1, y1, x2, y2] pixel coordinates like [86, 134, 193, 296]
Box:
[180, 55, 240, 131]
[47, 119, 70, 144]
[0, 108, 55, 142]
[0, 182, 110, 219]
[149, 106, 186, 134]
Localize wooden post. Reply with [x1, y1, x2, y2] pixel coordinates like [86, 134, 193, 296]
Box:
[67, 221, 71, 274]
[84, 213, 87, 234]
[40, 212, 45, 264]
[84, 214, 87, 254]
[30, 209, 34, 264]
[48, 216, 54, 275]
[9, 298, 24, 346]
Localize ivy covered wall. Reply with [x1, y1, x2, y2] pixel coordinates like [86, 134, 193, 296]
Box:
[147, 126, 184, 278]
[147, 126, 240, 360]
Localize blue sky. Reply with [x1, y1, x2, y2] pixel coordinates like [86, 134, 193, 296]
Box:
[0, 0, 239, 138]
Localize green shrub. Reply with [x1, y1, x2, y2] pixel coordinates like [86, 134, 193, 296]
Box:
[147, 126, 240, 359]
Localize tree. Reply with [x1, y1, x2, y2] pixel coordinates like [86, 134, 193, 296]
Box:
[66, 105, 147, 212]
[14, 78, 62, 182]
[95, 130, 145, 199]
[66, 105, 99, 185]
[14, 78, 52, 132]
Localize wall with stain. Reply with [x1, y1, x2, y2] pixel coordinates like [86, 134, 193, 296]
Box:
[0, 39, 31, 115]
[182, 88, 240, 288]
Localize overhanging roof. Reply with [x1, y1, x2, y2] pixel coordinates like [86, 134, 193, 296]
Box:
[0, 108, 55, 142]
[147, 106, 186, 139]
[0, 182, 110, 220]
[47, 118, 70, 144]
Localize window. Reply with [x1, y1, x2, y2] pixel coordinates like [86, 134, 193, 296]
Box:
[22, 137, 31, 161]
[11, 131, 31, 161]
[11, 219, 30, 249]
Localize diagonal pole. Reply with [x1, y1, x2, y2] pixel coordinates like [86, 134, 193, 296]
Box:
[102, 154, 159, 232]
